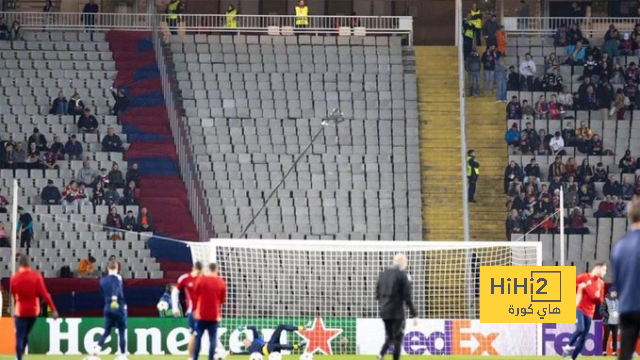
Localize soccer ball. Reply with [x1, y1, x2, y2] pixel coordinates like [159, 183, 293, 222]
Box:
[82, 356, 101, 360]
[268, 352, 282, 360]
[300, 353, 313, 360]
[215, 347, 229, 360]
[156, 300, 169, 311]
[249, 352, 264, 360]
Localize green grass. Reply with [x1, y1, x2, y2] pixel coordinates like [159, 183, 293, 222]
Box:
[0, 356, 612, 360]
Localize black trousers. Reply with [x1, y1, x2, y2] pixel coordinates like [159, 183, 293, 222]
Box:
[20, 232, 32, 254]
[603, 324, 618, 354]
[619, 312, 640, 360]
[380, 318, 405, 360]
[468, 176, 478, 201]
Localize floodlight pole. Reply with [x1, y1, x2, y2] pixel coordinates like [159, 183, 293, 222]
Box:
[559, 186, 565, 267]
[240, 109, 344, 238]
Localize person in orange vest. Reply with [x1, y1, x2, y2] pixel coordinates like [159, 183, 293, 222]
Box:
[496, 25, 507, 55]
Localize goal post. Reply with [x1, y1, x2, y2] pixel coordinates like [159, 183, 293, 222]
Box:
[188, 240, 541, 355]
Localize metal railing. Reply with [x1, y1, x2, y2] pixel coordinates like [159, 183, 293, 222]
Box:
[1, 11, 412, 42]
[151, 19, 216, 242]
[503, 16, 640, 36]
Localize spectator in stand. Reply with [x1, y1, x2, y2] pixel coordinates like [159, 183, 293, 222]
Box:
[610, 61, 626, 84]
[13, 142, 26, 169]
[575, 121, 593, 154]
[519, 53, 536, 90]
[524, 157, 541, 179]
[0, 18, 8, 40]
[512, 192, 528, 213]
[626, 62, 639, 83]
[97, 168, 109, 185]
[568, 207, 589, 234]
[615, 197, 628, 217]
[81, 0, 99, 40]
[17, 206, 34, 253]
[504, 160, 524, 193]
[588, 134, 604, 155]
[0, 221, 8, 247]
[549, 131, 565, 156]
[578, 184, 594, 208]
[554, 24, 568, 47]
[549, 156, 566, 181]
[565, 157, 577, 179]
[620, 33, 634, 56]
[507, 65, 521, 91]
[68, 92, 84, 117]
[49, 92, 68, 115]
[0, 190, 8, 213]
[605, 24, 617, 41]
[9, 19, 20, 41]
[546, 67, 564, 92]
[123, 210, 137, 231]
[534, 95, 549, 120]
[532, 73, 548, 92]
[122, 180, 139, 206]
[535, 129, 551, 155]
[64, 134, 83, 160]
[77, 159, 100, 187]
[496, 25, 506, 55]
[106, 206, 123, 230]
[599, 52, 613, 79]
[567, 22, 585, 44]
[77, 108, 99, 136]
[91, 179, 105, 206]
[481, 45, 497, 95]
[562, 122, 576, 147]
[521, 100, 534, 121]
[602, 29, 621, 57]
[126, 162, 141, 188]
[61, 180, 86, 213]
[635, 177, 640, 195]
[544, 53, 558, 74]
[108, 162, 125, 188]
[586, 42, 602, 61]
[506, 96, 522, 120]
[619, 150, 637, 173]
[565, 40, 586, 66]
[26, 142, 42, 170]
[522, 122, 538, 144]
[466, 47, 481, 97]
[49, 135, 65, 160]
[577, 158, 593, 182]
[580, 84, 598, 110]
[2, 143, 15, 169]
[506, 209, 524, 238]
[612, 89, 630, 120]
[104, 183, 120, 207]
[505, 123, 520, 147]
[110, 86, 129, 121]
[77, 255, 98, 278]
[519, 132, 533, 155]
[43, 149, 59, 170]
[624, 78, 638, 105]
[483, 14, 499, 47]
[593, 162, 608, 182]
[622, 176, 634, 201]
[137, 207, 154, 232]
[583, 54, 599, 80]
[102, 127, 123, 152]
[595, 195, 616, 218]
[40, 179, 61, 205]
[604, 175, 623, 197]
[495, 54, 508, 102]
[558, 85, 574, 110]
[598, 78, 615, 113]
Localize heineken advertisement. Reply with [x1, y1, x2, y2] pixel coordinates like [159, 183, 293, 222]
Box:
[27, 317, 356, 356]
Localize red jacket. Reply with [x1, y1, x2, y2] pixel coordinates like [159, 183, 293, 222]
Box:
[576, 272, 604, 317]
[193, 275, 226, 321]
[10, 267, 57, 317]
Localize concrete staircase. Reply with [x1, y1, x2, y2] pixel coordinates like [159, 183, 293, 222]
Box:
[466, 97, 507, 240]
[416, 46, 464, 241]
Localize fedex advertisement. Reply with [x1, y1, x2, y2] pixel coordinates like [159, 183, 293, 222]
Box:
[542, 321, 602, 356]
[356, 319, 537, 356]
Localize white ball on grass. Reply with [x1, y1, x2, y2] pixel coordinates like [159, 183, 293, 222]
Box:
[215, 347, 229, 360]
[156, 300, 169, 311]
[300, 352, 314, 360]
[82, 356, 101, 360]
[268, 352, 283, 360]
[249, 352, 264, 360]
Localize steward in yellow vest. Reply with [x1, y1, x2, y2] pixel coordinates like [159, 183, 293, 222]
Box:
[226, 4, 238, 28]
[166, 0, 180, 35]
[295, 0, 309, 27]
[467, 150, 480, 203]
[469, 2, 483, 46]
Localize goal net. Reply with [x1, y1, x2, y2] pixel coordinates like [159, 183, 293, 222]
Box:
[189, 240, 541, 355]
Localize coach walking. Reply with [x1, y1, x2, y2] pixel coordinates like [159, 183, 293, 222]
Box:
[375, 253, 418, 360]
[611, 199, 640, 360]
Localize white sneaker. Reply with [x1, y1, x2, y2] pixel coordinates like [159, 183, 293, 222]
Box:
[91, 346, 101, 356]
[562, 344, 575, 357]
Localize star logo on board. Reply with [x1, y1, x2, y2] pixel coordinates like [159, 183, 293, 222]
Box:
[298, 317, 343, 355]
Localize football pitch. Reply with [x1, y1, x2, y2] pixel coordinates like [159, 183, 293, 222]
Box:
[0, 356, 612, 360]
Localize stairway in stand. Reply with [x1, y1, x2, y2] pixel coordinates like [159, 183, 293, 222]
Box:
[466, 97, 507, 240]
[106, 31, 199, 278]
[416, 46, 464, 241]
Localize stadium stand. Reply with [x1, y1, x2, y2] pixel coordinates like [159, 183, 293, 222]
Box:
[0, 31, 165, 280]
[501, 28, 638, 279]
[170, 34, 422, 240]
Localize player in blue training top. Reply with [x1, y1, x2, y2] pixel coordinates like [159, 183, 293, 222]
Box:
[93, 260, 128, 360]
[238, 324, 308, 355]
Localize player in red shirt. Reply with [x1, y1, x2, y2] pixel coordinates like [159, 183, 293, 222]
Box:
[171, 261, 203, 359]
[10, 255, 59, 360]
[562, 262, 607, 360]
[192, 263, 227, 360]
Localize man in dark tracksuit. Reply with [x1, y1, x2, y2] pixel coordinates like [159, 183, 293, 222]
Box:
[376, 253, 418, 360]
